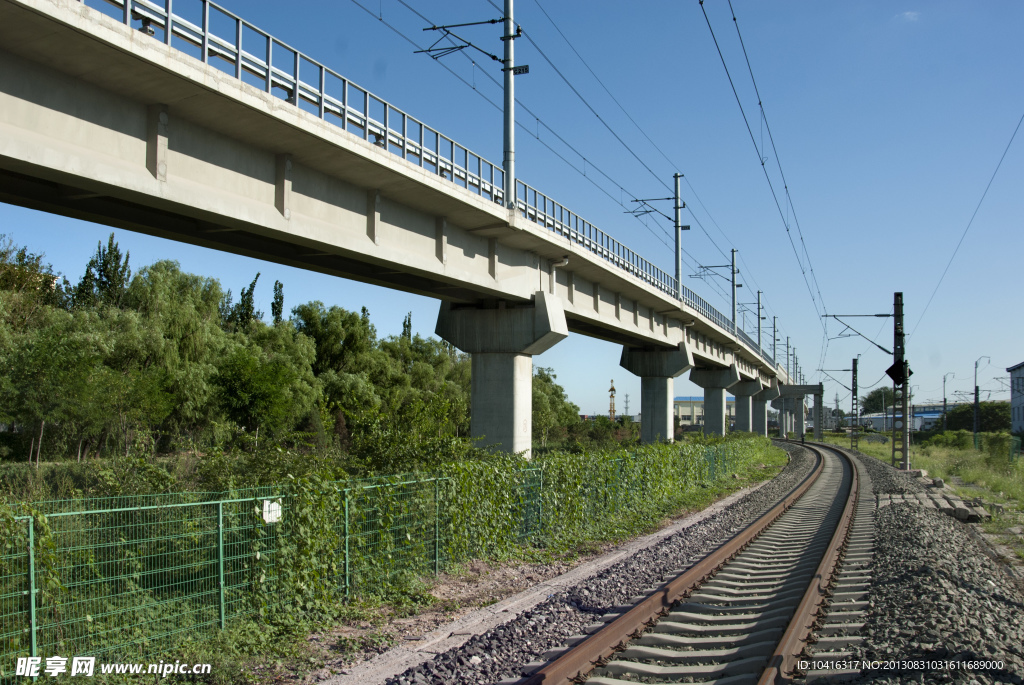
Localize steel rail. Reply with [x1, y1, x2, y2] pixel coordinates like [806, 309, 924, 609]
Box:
[757, 442, 860, 684]
[520, 444, 826, 685]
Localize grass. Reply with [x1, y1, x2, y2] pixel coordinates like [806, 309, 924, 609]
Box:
[818, 431, 1024, 562]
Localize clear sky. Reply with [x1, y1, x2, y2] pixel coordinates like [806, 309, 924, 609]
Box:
[3, 0, 1021, 416]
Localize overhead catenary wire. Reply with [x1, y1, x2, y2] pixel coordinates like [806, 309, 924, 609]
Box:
[910, 107, 1024, 337]
[484, 0, 764, 289]
[355, 0, 679, 254]
[354, 0, 759, 309]
[727, 1, 827, 318]
[374, 0, 744, 307]
[698, 1, 826, 334]
[354, 0, 769, 313]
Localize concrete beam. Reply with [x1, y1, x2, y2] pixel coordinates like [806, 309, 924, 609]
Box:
[778, 383, 824, 397]
[690, 364, 741, 391]
[435, 290, 568, 356]
[436, 291, 568, 457]
[619, 342, 694, 443]
[690, 363, 741, 436]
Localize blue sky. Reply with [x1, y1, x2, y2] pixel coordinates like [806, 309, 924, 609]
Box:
[3, 0, 1021, 415]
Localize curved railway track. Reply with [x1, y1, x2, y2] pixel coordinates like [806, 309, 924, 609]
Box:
[507, 441, 876, 685]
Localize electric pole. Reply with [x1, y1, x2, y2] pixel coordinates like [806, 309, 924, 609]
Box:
[886, 292, 911, 469]
[501, 0, 518, 207]
[974, 356, 990, 442]
[772, 316, 778, 363]
[731, 249, 738, 329]
[756, 290, 763, 352]
[674, 173, 683, 300]
[943, 372, 954, 432]
[609, 380, 616, 422]
[851, 357, 859, 452]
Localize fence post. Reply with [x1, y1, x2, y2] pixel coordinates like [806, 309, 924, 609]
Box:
[433, 479, 440, 576]
[343, 490, 350, 600]
[27, 517, 37, 659]
[217, 502, 225, 630]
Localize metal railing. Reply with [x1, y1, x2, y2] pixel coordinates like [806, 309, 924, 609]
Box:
[79, 0, 780, 372]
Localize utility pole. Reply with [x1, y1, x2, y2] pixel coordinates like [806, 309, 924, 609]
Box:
[674, 173, 683, 300]
[609, 379, 616, 422]
[772, 316, 778, 362]
[731, 249, 738, 329]
[886, 292, 911, 469]
[973, 356, 989, 442]
[786, 337, 791, 379]
[943, 372, 954, 432]
[756, 290, 763, 352]
[502, 0, 516, 207]
[851, 357, 859, 452]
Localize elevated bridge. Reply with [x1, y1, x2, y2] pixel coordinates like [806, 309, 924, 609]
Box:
[0, 0, 801, 454]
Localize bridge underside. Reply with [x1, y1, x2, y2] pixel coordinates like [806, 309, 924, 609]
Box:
[0, 0, 790, 453]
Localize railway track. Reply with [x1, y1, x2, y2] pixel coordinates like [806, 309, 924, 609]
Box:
[504, 441, 875, 685]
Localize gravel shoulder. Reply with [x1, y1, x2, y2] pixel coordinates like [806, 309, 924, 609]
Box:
[842, 449, 1024, 684]
[357, 442, 814, 685]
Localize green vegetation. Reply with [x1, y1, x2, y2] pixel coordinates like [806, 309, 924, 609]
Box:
[0, 434, 784, 683]
[0, 233, 583, 492]
[0, 233, 791, 682]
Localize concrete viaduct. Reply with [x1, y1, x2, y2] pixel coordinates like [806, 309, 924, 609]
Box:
[0, 0, 821, 454]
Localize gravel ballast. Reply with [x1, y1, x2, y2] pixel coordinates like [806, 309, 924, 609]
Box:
[383, 443, 814, 685]
[838, 450, 1024, 684]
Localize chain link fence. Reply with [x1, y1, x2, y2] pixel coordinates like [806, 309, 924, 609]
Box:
[0, 440, 758, 678]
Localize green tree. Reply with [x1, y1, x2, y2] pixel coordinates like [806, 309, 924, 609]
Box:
[215, 345, 297, 438]
[532, 367, 580, 447]
[220, 273, 263, 331]
[291, 302, 376, 378]
[123, 260, 230, 441]
[271, 280, 284, 325]
[0, 235, 70, 324]
[74, 233, 131, 309]
[860, 387, 894, 415]
[944, 401, 1010, 433]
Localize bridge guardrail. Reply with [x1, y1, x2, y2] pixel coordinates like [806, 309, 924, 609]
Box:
[82, 0, 780, 373]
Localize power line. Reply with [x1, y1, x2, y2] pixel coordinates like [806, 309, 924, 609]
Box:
[527, 0, 734, 266]
[910, 107, 1024, 336]
[698, 1, 826, 333]
[354, 0, 725, 283]
[486, 0, 744, 271]
[355, 0, 746, 312]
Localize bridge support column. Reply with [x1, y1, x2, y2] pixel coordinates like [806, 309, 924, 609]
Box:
[772, 397, 789, 437]
[690, 364, 741, 436]
[620, 343, 694, 443]
[731, 380, 765, 433]
[796, 397, 807, 438]
[436, 291, 567, 457]
[752, 380, 780, 437]
[814, 392, 823, 440]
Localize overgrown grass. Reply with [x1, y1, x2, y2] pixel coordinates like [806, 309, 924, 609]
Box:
[0, 434, 787, 684]
[190, 435, 789, 683]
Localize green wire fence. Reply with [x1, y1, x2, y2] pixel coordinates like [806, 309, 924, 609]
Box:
[0, 439, 765, 679]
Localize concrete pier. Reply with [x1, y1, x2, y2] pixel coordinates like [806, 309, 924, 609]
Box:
[620, 342, 694, 443]
[752, 380, 780, 436]
[436, 291, 567, 456]
[730, 380, 765, 433]
[690, 364, 741, 436]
